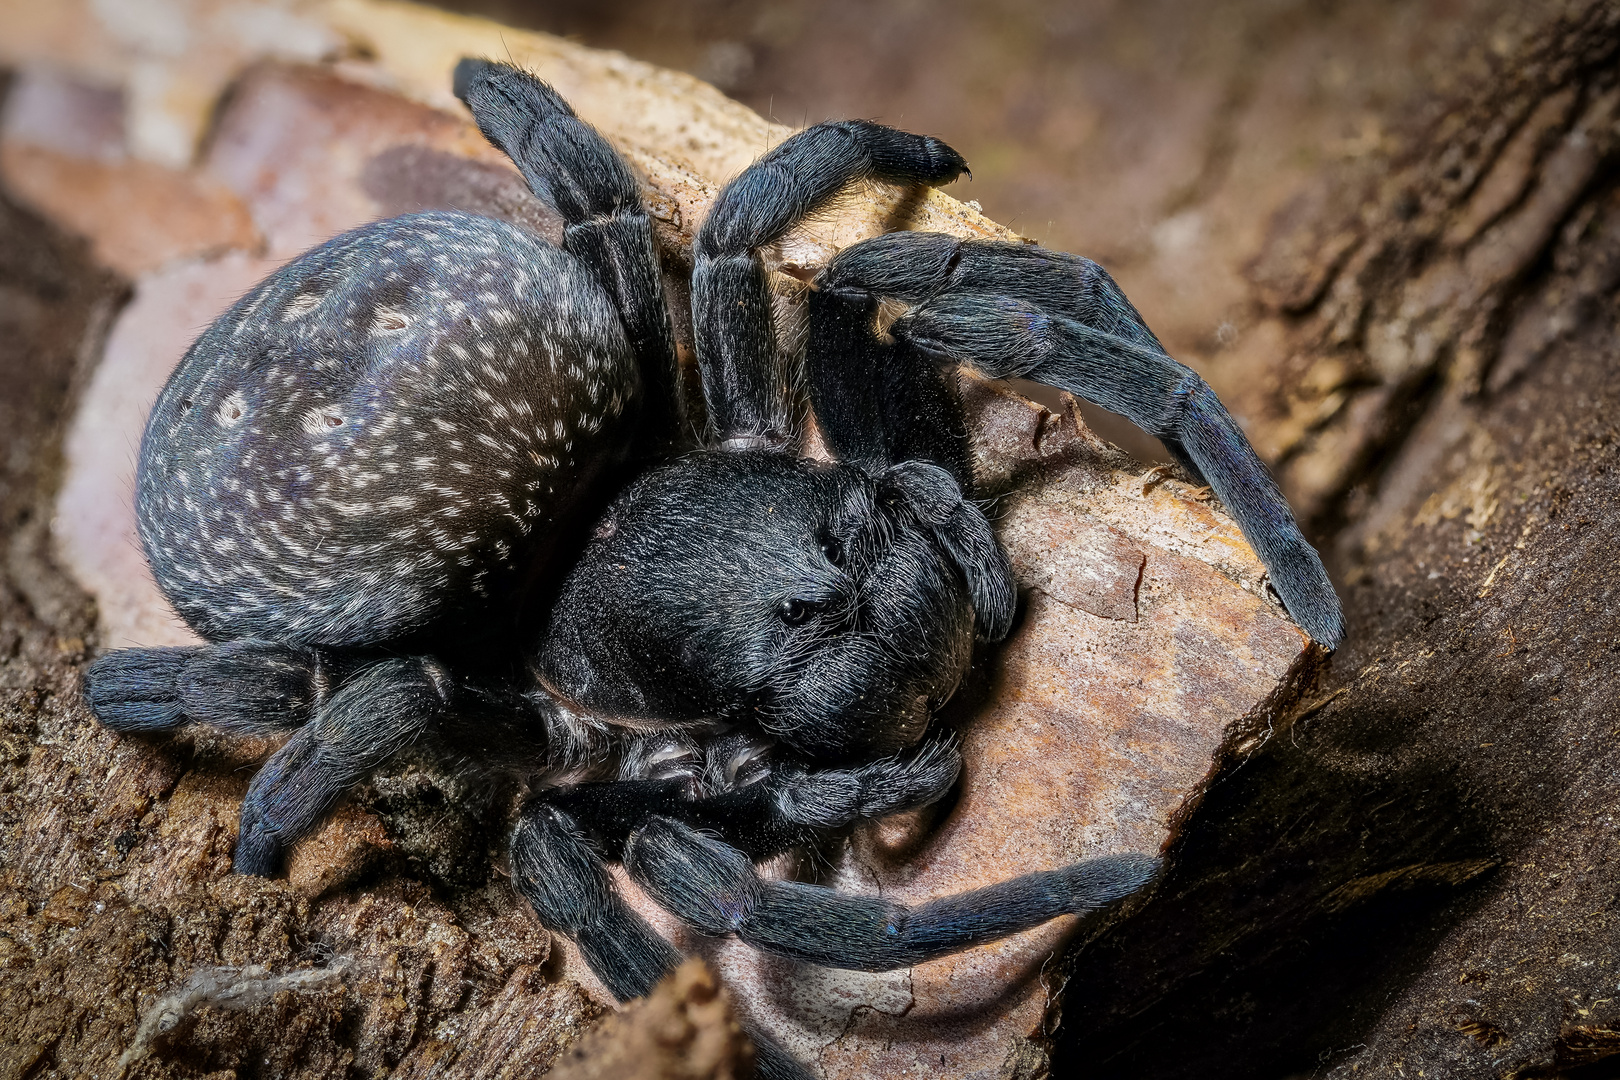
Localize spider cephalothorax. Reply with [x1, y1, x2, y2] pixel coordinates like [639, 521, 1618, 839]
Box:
[84, 59, 1342, 1079]
[540, 451, 1006, 760]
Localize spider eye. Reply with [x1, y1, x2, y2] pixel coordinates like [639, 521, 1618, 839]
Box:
[777, 598, 819, 626]
[820, 536, 844, 568]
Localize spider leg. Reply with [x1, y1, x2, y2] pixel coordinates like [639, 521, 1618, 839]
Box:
[625, 816, 1160, 972]
[234, 657, 444, 874]
[819, 232, 1166, 351]
[455, 58, 681, 449]
[804, 284, 975, 482]
[816, 234, 1346, 649]
[538, 736, 962, 860]
[84, 641, 336, 734]
[511, 801, 815, 1080]
[693, 119, 968, 446]
[511, 799, 681, 998]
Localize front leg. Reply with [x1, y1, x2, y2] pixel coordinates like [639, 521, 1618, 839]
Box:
[817, 233, 1346, 649]
[899, 292, 1344, 648]
[625, 816, 1161, 971]
[511, 801, 815, 1080]
[692, 119, 969, 446]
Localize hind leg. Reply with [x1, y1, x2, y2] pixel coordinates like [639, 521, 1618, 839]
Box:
[86, 643, 442, 875]
[84, 640, 337, 734]
[511, 800, 815, 1080]
[232, 656, 451, 874]
[456, 58, 682, 451]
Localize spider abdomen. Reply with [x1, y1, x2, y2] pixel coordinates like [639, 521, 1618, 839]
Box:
[137, 211, 641, 646]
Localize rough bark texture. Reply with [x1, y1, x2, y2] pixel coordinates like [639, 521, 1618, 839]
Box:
[1051, 5, 1620, 1078]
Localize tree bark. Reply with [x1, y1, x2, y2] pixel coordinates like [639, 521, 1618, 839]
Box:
[1054, 5, 1620, 1077]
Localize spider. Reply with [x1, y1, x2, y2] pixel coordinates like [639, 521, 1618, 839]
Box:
[83, 59, 1343, 1079]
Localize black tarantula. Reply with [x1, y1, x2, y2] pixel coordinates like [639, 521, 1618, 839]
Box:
[84, 59, 1343, 1078]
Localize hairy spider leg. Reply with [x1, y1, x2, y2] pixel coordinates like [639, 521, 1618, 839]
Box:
[234, 657, 448, 873]
[817, 233, 1347, 649]
[530, 740, 1158, 1010]
[802, 282, 975, 483]
[511, 801, 815, 1080]
[455, 58, 682, 452]
[511, 800, 682, 997]
[84, 640, 337, 734]
[624, 815, 1161, 971]
[692, 118, 968, 447]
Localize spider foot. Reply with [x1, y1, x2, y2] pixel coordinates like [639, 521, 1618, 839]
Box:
[83, 646, 200, 731]
[454, 57, 639, 223]
[1062, 852, 1164, 909]
[234, 657, 444, 875]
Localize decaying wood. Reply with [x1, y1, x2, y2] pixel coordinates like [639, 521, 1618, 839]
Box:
[1050, 5, 1620, 1078]
[544, 960, 754, 1080]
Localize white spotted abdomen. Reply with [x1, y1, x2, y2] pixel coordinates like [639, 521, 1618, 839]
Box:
[136, 212, 640, 646]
